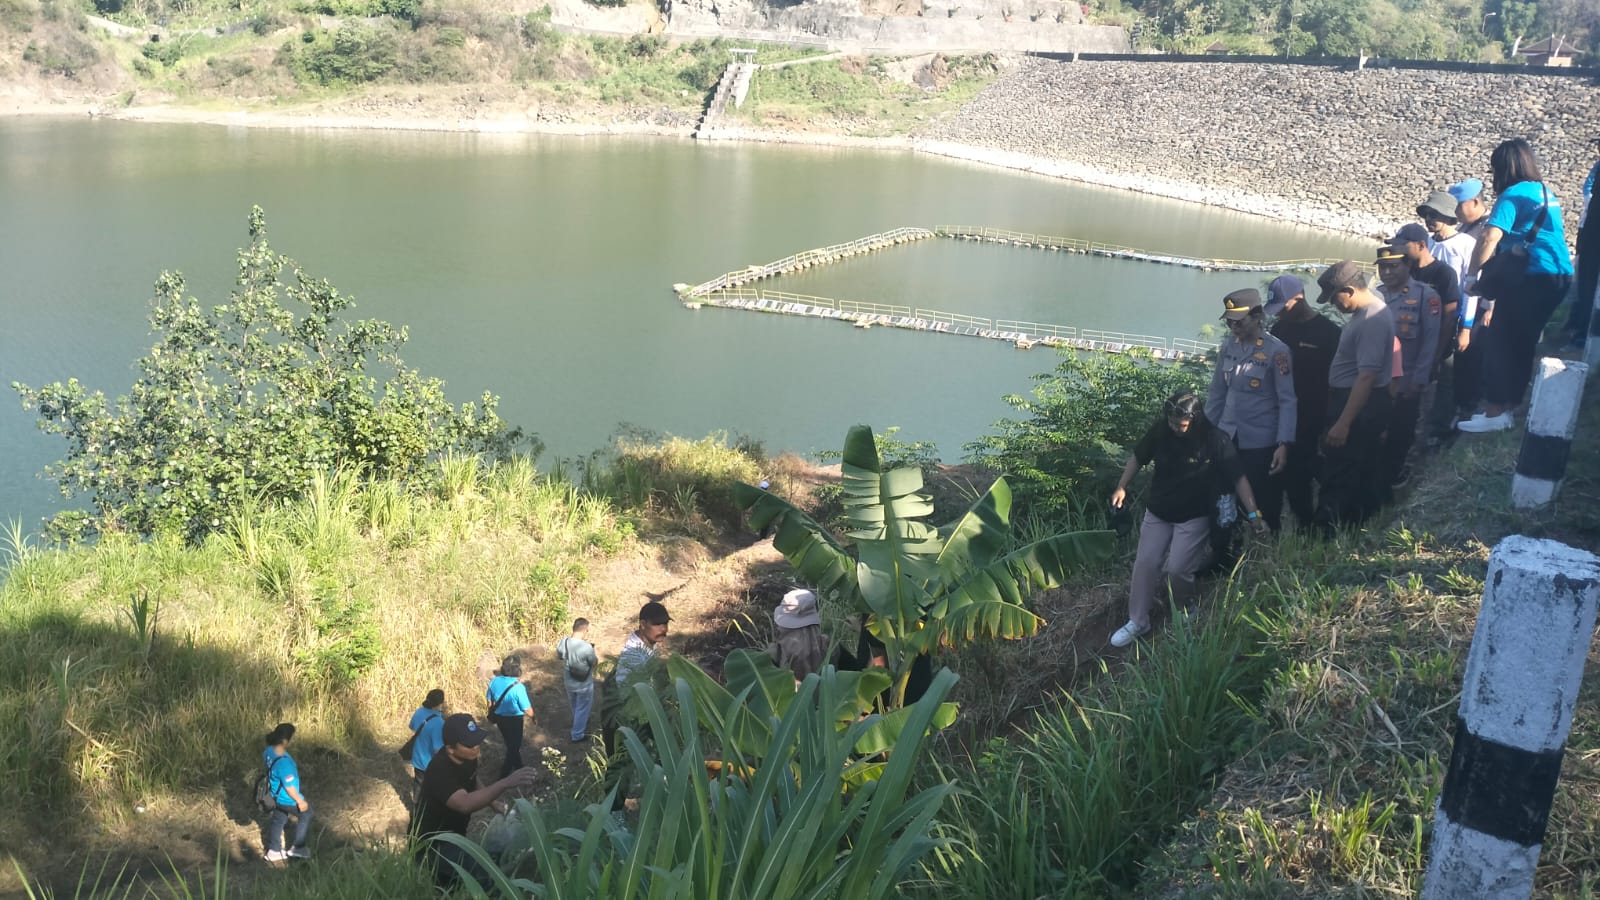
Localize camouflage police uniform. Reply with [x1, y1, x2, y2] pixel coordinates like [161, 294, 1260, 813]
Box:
[1376, 253, 1441, 493]
[1205, 289, 1297, 531]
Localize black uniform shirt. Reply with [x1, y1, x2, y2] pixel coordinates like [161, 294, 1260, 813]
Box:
[1272, 312, 1342, 442]
[1133, 422, 1245, 524]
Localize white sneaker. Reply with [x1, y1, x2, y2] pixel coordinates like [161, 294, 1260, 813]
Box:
[1457, 412, 1513, 433]
[287, 846, 312, 860]
[1110, 620, 1150, 648]
[264, 850, 288, 862]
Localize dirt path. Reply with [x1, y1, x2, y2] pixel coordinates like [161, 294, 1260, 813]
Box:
[98, 531, 794, 898]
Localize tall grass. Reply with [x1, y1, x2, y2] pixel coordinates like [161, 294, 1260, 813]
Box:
[922, 589, 1273, 898]
[0, 455, 632, 883]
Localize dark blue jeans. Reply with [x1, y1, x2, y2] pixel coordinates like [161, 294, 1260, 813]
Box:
[267, 803, 313, 852]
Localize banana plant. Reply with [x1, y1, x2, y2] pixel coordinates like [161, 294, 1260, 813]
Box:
[665, 649, 958, 781]
[433, 665, 960, 900]
[736, 425, 1114, 708]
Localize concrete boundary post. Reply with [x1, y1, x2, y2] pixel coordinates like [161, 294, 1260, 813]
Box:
[1421, 536, 1600, 899]
[1511, 357, 1588, 509]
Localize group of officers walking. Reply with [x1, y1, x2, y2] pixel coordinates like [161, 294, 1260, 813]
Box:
[1109, 136, 1589, 648]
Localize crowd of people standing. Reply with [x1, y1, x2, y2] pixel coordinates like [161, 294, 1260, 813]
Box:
[1109, 136, 1595, 648]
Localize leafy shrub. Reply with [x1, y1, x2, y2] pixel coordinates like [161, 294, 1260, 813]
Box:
[0, 0, 34, 33]
[441, 664, 960, 899]
[965, 349, 1209, 522]
[434, 25, 464, 47]
[140, 39, 182, 67]
[292, 23, 400, 85]
[296, 589, 383, 684]
[13, 208, 521, 540]
[21, 32, 97, 77]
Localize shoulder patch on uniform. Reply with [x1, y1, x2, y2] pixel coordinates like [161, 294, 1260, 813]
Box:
[1274, 351, 1290, 376]
[1428, 295, 1441, 316]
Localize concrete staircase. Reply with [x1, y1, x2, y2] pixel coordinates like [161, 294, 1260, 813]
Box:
[693, 61, 758, 140]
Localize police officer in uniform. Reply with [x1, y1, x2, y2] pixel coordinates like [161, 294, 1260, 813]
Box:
[1374, 243, 1441, 493]
[1204, 288, 1297, 532]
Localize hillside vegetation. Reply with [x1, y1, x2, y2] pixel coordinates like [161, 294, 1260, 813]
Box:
[1093, 0, 1598, 63]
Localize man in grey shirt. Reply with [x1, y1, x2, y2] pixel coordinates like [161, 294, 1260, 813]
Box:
[556, 618, 598, 742]
[1314, 260, 1396, 536]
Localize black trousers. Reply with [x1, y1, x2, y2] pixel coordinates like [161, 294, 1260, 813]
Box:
[495, 715, 524, 779]
[1314, 387, 1392, 535]
[1237, 445, 1282, 532]
[1484, 275, 1571, 408]
[1382, 389, 1423, 490]
[1563, 219, 1598, 343]
[1452, 319, 1488, 416]
[1279, 437, 1320, 527]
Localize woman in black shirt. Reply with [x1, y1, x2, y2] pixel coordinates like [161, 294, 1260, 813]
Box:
[1108, 392, 1266, 647]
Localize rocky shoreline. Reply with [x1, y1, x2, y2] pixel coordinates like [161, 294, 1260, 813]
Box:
[920, 58, 1600, 242]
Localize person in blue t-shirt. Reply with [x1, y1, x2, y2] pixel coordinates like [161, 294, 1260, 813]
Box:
[406, 689, 447, 801]
[486, 655, 535, 779]
[262, 722, 313, 862]
[1462, 138, 1575, 434]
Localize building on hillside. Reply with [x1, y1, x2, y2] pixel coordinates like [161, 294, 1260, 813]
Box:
[1204, 40, 1229, 55]
[1517, 35, 1578, 67]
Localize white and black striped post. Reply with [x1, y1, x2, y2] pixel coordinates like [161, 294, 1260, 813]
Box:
[1421, 536, 1600, 899]
[1510, 358, 1588, 510]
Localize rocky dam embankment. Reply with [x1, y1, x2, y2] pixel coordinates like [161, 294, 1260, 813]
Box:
[922, 58, 1600, 238]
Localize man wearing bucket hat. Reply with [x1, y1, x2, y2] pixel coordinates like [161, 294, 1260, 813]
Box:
[768, 588, 827, 682]
[1204, 288, 1296, 533]
[1268, 275, 1340, 527]
[1312, 260, 1395, 535]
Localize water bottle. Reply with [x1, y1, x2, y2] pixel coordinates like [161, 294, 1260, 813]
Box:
[1216, 493, 1238, 527]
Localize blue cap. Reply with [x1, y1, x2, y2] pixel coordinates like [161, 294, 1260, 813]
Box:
[1265, 275, 1303, 316]
[1447, 178, 1484, 203]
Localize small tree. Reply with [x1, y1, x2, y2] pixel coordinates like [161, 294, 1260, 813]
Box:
[14, 207, 523, 540]
[965, 348, 1209, 522]
[736, 425, 1113, 708]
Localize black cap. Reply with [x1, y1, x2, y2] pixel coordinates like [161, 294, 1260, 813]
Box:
[640, 601, 671, 625]
[1221, 288, 1262, 321]
[441, 713, 489, 748]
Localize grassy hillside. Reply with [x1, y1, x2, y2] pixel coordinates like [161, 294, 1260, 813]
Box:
[0, 0, 1000, 135]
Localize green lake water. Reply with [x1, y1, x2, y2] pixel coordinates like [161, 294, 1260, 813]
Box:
[0, 118, 1368, 528]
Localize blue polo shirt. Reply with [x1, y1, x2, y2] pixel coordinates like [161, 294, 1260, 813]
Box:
[261, 746, 300, 807]
[1487, 181, 1574, 276]
[486, 676, 530, 717]
[408, 707, 445, 771]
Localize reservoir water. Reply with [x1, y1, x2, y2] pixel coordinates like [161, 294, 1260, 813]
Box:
[0, 118, 1368, 529]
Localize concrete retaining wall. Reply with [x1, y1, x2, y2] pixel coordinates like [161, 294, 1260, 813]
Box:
[922, 58, 1600, 237]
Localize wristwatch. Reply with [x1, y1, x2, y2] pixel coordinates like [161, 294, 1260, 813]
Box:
[1245, 510, 1261, 520]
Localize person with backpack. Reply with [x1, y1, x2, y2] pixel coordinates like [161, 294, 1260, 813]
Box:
[486, 656, 534, 779]
[404, 689, 447, 801]
[1460, 138, 1574, 433]
[556, 619, 598, 743]
[261, 722, 313, 862]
